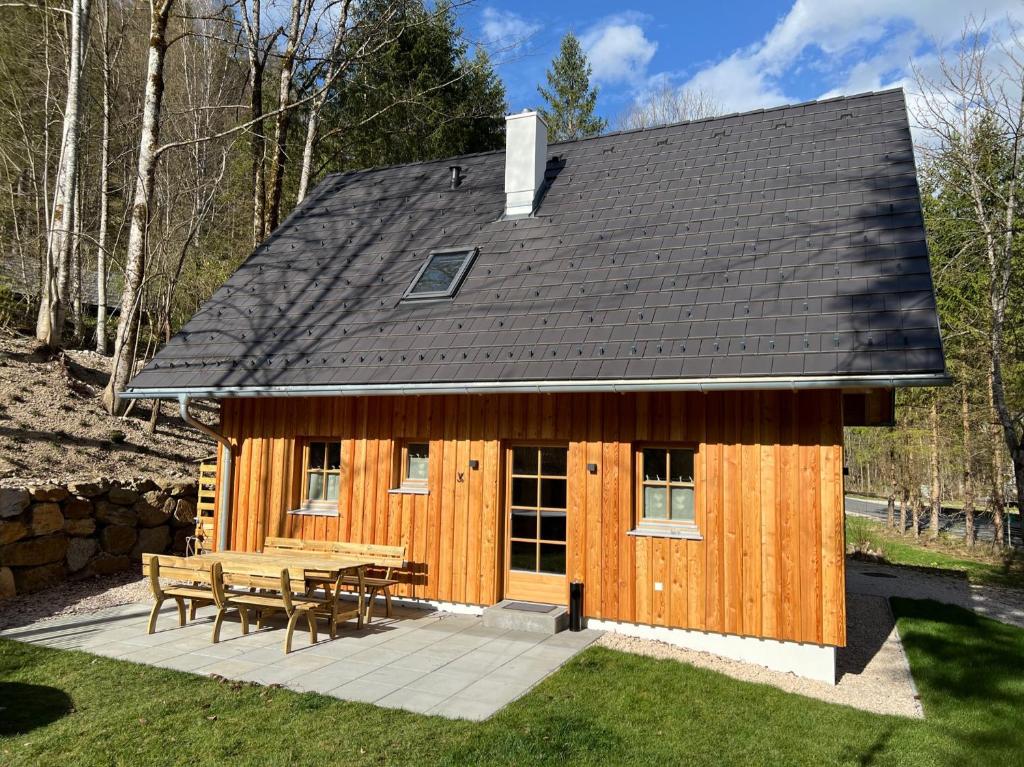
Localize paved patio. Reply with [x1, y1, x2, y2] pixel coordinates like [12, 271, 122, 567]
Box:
[0, 600, 601, 720]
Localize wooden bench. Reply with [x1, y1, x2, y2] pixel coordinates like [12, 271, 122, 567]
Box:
[220, 564, 325, 653]
[142, 555, 232, 642]
[263, 537, 405, 622]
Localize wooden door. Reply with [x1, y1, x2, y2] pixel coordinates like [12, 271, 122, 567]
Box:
[504, 444, 569, 604]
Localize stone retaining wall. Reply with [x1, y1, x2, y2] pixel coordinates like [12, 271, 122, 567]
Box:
[0, 477, 198, 598]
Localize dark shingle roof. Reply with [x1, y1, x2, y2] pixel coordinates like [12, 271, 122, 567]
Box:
[126, 88, 945, 395]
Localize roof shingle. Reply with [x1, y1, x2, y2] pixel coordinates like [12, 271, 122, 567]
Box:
[127, 88, 945, 394]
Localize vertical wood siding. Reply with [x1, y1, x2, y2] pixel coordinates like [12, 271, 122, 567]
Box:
[218, 390, 846, 646]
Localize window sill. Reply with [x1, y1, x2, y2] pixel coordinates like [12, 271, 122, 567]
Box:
[286, 506, 339, 517]
[388, 486, 429, 496]
[628, 525, 703, 541]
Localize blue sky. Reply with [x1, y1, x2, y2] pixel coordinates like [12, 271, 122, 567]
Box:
[459, 0, 1024, 127]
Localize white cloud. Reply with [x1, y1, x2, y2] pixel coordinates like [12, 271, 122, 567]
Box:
[581, 15, 658, 86]
[679, 0, 1024, 114]
[684, 52, 791, 113]
[481, 8, 541, 51]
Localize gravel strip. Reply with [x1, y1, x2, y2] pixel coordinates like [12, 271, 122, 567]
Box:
[0, 572, 149, 631]
[597, 593, 923, 718]
[847, 560, 1024, 629]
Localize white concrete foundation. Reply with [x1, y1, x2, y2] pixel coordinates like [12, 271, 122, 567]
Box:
[587, 619, 837, 684]
[386, 595, 485, 617]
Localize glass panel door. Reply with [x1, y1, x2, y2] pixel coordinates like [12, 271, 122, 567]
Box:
[507, 446, 568, 576]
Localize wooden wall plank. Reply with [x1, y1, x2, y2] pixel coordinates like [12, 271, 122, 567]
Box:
[223, 390, 848, 646]
[668, 393, 687, 629]
[740, 391, 762, 638]
[437, 397, 458, 599]
[617, 393, 636, 624]
[704, 392, 724, 634]
[722, 395, 742, 636]
[798, 392, 823, 644]
[778, 394, 801, 641]
[465, 396, 484, 605]
[585, 395, 603, 616]
[601, 394, 620, 620]
[759, 391, 781, 638]
[687, 393, 707, 630]
[820, 391, 846, 645]
[480, 395, 500, 604]
[568, 395, 588, 601]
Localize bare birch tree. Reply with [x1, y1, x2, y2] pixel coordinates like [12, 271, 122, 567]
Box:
[102, 0, 175, 414]
[914, 23, 1024, 523]
[94, 0, 126, 354]
[962, 383, 976, 546]
[296, 0, 352, 202]
[239, 0, 276, 247]
[266, 0, 313, 230]
[617, 84, 720, 131]
[36, 0, 91, 348]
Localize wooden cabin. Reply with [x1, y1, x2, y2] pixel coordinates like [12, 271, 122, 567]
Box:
[123, 89, 946, 682]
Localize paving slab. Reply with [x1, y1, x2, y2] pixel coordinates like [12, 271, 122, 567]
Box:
[1, 599, 601, 720]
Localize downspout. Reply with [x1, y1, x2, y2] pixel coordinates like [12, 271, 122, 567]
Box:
[178, 394, 232, 552]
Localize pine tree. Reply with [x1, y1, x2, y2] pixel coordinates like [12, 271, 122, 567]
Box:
[537, 33, 606, 141]
[320, 0, 506, 170]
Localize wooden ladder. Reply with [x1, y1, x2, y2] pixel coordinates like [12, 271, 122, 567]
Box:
[190, 459, 218, 554]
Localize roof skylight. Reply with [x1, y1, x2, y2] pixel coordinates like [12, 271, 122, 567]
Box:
[403, 248, 477, 300]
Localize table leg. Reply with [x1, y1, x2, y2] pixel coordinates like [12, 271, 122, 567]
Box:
[357, 566, 365, 629]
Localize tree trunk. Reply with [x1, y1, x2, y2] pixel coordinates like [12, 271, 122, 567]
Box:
[963, 384, 975, 547]
[296, 106, 321, 203]
[929, 395, 941, 539]
[243, 0, 267, 247]
[266, 0, 306, 232]
[71, 174, 84, 344]
[1010, 451, 1022, 548]
[994, 500, 1006, 548]
[989, 367, 1006, 547]
[36, 0, 91, 348]
[884, 442, 892, 528]
[102, 0, 174, 414]
[899, 488, 908, 535]
[95, 0, 113, 354]
[148, 397, 161, 433]
[911, 495, 921, 539]
[296, 1, 350, 203]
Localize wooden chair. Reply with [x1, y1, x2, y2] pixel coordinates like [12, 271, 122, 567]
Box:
[143, 555, 236, 643]
[263, 537, 405, 622]
[221, 565, 322, 653]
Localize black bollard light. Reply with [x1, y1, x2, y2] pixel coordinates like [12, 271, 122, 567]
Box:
[569, 581, 584, 631]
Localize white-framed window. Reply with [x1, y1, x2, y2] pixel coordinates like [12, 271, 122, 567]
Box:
[392, 440, 430, 493]
[296, 439, 342, 514]
[632, 445, 701, 539]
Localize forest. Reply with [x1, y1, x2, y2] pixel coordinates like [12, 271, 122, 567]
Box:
[0, 2, 1022, 550]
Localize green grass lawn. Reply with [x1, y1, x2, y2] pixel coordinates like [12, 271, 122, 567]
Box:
[2, 599, 1023, 766]
[846, 515, 1024, 589]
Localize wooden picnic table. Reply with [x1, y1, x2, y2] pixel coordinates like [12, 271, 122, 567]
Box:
[194, 549, 374, 575]
[193, 550, 375, 639]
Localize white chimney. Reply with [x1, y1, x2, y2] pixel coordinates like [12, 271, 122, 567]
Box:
[504, 110, 547, 218]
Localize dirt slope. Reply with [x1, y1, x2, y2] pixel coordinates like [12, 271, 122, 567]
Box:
[0, 331, 219, 485]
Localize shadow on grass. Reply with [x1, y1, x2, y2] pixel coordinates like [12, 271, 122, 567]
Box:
[892, 597, 1024, 766]
[0, 682, 73, 735]
[838, 724, 894, 767]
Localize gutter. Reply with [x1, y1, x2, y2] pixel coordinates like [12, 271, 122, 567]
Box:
[177, 395, 232, 552]
[121, 372, 951, 401]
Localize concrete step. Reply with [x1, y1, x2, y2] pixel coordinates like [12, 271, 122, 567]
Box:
[482, 600, 569, 635]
